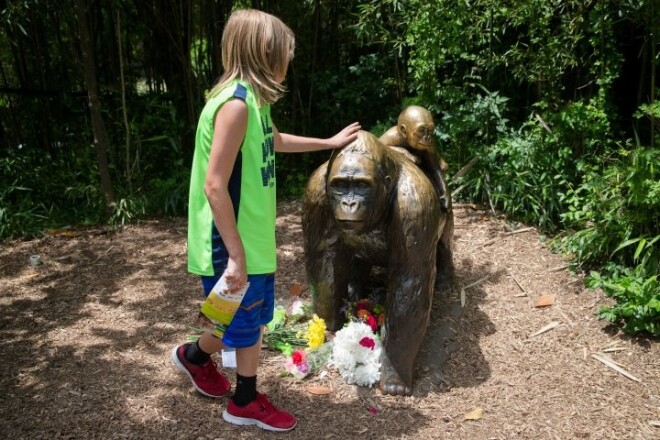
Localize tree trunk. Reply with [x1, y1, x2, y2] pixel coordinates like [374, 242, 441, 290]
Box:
[74, 0, 116, 213]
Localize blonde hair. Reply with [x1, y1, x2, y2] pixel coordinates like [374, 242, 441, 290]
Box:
[208, 9, 295, 105]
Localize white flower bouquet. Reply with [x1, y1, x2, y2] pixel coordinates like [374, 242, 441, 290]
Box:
[331, 321, 382, 387]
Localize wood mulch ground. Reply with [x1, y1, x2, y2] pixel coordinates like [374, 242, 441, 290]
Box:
[0, 200, 658, 440]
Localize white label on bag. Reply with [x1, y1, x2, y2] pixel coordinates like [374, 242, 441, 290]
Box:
[221, 349, 237, 369]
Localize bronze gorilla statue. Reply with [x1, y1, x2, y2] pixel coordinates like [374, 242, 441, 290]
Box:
[302, 130, 454, 395]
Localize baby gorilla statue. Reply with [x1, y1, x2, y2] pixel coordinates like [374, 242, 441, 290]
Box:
[302, 131, 454, 395]
[379, 105, 450, 211]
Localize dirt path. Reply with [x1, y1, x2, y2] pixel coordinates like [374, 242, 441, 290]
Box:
[1, 201, 657, 440]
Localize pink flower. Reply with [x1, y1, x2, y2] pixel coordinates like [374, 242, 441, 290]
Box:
[369, 406, 378, 415]
[297, 362, 310, 374]
[359, 336, 375, 350]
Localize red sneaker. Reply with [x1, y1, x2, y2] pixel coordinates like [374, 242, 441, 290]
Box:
[223, 393, 297, 432]
[170, 344, 231, 398]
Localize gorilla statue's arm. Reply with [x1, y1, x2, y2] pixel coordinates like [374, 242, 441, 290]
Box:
[302, 163, 350, 331]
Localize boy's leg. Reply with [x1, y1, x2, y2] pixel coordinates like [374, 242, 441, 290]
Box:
[231, 328, 263, 406]
[198, 331, 225, 355]
[222, 275, 297, 432]
[236, 329, 262, 376]
[170, 276, 231, 398]
[171, 335, 231, 398]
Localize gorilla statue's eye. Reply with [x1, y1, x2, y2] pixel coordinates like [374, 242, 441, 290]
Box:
[356, 181, 371, 191]
[331, 180, 348, 192]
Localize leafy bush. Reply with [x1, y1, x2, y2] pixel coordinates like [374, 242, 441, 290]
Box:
[110, 196, 147, 228]
[589, 265, 660, 336]
[0, 148, 105, 239]
[554, 123, 659, 335]
[557, 147, 660, 272]
[448, 97, 613, 232]
[145, 159, 190, 216]
[484, 127, 569, 230]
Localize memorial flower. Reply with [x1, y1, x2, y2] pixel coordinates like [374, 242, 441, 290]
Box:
[345, 298, 385, 334]
[304, 314, 326, 349]
[331, 321, 382, 387]
[285, 349, 310, 379]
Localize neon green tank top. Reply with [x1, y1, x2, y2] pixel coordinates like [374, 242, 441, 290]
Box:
[188, 80, 276, 275]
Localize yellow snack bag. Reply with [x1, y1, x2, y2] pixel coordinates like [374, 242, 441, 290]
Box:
[199, 274, 249, 338]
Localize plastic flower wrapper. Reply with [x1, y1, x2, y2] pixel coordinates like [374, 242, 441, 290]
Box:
[331, 321, 382, 387]
[263, 305, 307, 353]
[286, 298, 310, 323]
[264, 304, 326, 354]
[285, 349, 310, 380]
[283, 342, 333, 380]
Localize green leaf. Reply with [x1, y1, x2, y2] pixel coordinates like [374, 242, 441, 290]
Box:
[633, 238, 646, 261]
[612, 237, 641, 256]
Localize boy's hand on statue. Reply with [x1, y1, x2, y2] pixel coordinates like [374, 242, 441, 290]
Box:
[224, 257, 248, 294]
[329, 122, 361, 148]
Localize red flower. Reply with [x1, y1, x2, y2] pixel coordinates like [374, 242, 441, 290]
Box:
[366, 315, 378, 332]
[356, 299, 371, 311]
[291, 351, 304, 365]
[359, 336, 375, 350]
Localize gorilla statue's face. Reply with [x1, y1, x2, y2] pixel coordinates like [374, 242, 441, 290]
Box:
[405, 120, 434, 150]
[327, 151, 379, 233]
[398, 106, 435, 152]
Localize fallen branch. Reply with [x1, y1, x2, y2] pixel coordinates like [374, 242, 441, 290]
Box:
[478, 227, 536, 249]
[92, 245, 115, 264]
[503, 227, 535, 236]
[591, 353, 642, 383]
[538, 264, 570, 274]
[453, 203, 487, 210]
[507, 269, 526, 293]
[530, 321, 561, 337]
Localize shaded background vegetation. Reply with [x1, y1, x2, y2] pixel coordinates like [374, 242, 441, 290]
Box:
[1, 0, 658, 335]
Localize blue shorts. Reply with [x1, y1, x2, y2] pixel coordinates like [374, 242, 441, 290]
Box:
[201, 274, 274, 349]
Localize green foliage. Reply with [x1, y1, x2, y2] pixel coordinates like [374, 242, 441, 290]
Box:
[110, 196, 146, 228]
[0, 147, 106, 239]
[438, 84, 511, 171]
[589, 265, 660, 336]
[146, 159, 190, 216]
[447, 96, 614, 231]
[554, 145, 659, 335]
[482, 126, 568, 230]
[557, 147, 660, 271]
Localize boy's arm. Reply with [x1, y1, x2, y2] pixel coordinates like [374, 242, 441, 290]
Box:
[274, 122, 361, 153]
[204, 99, 249, 292]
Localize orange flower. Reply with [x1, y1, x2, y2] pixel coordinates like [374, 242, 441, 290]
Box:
[357, 309, 371, 320]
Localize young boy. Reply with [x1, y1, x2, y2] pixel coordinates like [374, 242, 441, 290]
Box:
[171, 9, 360, 432]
